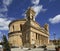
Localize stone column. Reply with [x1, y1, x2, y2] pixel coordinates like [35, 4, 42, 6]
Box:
[48, 37, 49, 44]
[40, 35, 41, 45]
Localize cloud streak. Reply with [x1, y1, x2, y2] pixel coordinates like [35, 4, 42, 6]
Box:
[0, 0, 13, 13]
[32, 0, 40, 5]
[0, 0, 13, 30]
[22, 0, 46, 17]
[0, 18, 12, 30]
[32, 5, 43, 17]
[3, 0, 13, 6]
[49, 14, 60, 24]
[31, 0, 47, 17]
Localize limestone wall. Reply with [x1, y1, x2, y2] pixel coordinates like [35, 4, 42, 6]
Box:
[8, 20, 26, 47]
[9, 20, 26, 32]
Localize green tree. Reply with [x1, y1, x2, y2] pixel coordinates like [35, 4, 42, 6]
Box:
[2, 35, 10, 51]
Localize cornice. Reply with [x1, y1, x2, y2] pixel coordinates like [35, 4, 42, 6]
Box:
[30, 25, 49, 35]
[8, 31, 22, 36]
[9, 19, 26, 27]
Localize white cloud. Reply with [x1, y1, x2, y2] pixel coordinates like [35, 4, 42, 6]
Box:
[3, 0, 13, 6]
[0, 5, 8, 13]
[31, 0, 40, 5]
[32, 5, 43, 17]
[22, 0, 46, 17]
[0, 0, 14, 30]
[0, 0, 13, 13]
[31, 0, 47, 17]
[31, 0, 40, 14]
[0, 18, 12, 30]
[41, 9, 47, 12]
[49, 14, 60, 24]
[0, 14, 4, 17]
[32, 5, 47, 17]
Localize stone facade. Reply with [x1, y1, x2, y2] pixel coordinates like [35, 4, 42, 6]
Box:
[8, 7, 49, 47]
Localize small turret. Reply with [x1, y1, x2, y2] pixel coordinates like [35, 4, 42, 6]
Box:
[44, 23, 49, 31]
[26, 7, 36, 21]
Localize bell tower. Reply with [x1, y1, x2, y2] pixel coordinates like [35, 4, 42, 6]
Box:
[26, 7, 36, 21]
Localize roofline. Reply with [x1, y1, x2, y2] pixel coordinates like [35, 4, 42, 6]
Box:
[9, 19, 26, 27]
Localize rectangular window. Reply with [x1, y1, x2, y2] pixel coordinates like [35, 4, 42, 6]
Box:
[13, 25, 14, 31]
[36, 33, 37, 39]
[20, 24, 22, 31]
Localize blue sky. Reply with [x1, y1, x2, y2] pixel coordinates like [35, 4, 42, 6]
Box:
[0, 0, 60, 40]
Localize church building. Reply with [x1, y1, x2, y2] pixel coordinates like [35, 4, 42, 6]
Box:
[8, 7, 49, 47]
